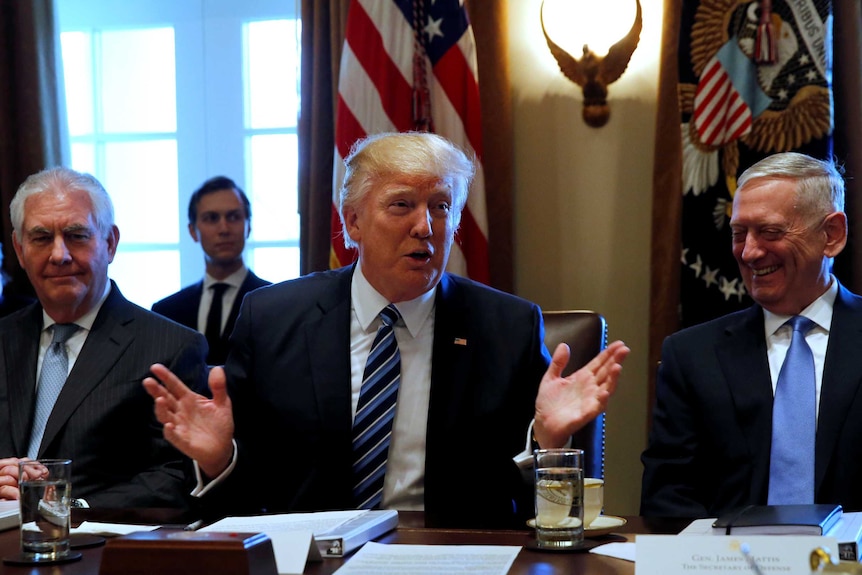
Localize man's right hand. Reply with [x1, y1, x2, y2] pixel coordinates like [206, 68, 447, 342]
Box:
[143, 364, 235, 478]
[0, 457, 23, 500]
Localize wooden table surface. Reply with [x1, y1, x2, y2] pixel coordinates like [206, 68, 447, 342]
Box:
[0, 510, 688, 575]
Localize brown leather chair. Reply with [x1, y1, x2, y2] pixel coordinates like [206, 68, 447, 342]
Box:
[542, 310, 607, 479]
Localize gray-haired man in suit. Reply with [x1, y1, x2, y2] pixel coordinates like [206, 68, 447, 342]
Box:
[0, 167, 207, 508]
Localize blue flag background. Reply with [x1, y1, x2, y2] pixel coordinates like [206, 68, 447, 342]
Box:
[678, 0, 833, 327]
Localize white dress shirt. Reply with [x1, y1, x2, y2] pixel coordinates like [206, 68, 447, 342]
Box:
[763, 277, 838, 420]
[350, 266, 436, 510]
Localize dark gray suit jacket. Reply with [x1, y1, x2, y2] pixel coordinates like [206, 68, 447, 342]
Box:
[641, 283, 862, 517]
[152, 270, 270, 364]
[0, 282, 208, 508]
[205, 266, 550, 528]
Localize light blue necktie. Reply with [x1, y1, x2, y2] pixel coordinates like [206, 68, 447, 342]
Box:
[768, 316, 816, 504]
[352, 304, 401, 509]
[27, 323, 79, 459]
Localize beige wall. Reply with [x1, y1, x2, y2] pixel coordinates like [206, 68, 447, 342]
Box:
[507, 0, 665, 516]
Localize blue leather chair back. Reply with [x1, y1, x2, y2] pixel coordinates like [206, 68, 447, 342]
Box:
[542, 310, 607, 479]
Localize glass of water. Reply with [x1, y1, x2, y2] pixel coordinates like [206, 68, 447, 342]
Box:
[533, 448, 584, 548]
[18, 459, 72, 561]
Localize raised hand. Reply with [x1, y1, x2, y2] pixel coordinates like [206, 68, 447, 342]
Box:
[533, 340, 630, 449]
[143, 364, 235, 478]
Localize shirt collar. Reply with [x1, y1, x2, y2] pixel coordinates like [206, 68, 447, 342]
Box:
[764, 275, 838, 336]
[351, 265, 436, 337]
[204, 266, 248, 291]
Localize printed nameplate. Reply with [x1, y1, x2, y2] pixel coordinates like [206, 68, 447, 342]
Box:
[635, 534, 839, 575]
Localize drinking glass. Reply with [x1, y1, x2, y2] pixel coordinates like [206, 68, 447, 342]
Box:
[533, 448, 584, 548]
[18, 459, 72, 561]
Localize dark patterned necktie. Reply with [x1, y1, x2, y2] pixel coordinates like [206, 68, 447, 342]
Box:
[352, 304, 402, 509]
[28, 323, 79, 458]
[768, 315, 816, 504]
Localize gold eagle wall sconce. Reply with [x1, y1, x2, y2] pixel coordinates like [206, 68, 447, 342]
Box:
[540, 0, 643, 128]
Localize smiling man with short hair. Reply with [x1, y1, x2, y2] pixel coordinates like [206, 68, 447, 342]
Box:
[642, 152, 862, 517]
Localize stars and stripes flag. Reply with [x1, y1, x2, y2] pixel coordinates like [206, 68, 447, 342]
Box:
[331, 0, 490, 283]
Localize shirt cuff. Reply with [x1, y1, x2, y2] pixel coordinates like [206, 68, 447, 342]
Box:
[513, 420, 536, 471]
[512, 419, 574, 471]
[191, 439, 238, 498]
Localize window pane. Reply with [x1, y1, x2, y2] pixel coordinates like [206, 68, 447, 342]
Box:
[101, 28, 177, 133]
[245, 19, 298, 129]
[110, 251, 180, 309]
[247, 134, 299, 241]
[252, 247, 299, 283]
[69, 143, 96, 175]
[103, 140, 179, 243]
[60, 32, 95, 137]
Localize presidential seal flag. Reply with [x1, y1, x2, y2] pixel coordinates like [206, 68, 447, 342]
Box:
[332, 0, 489, 283]
[679, 0, 833, 327]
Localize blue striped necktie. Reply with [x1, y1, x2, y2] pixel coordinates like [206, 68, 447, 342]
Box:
[28, 323, 79, 459]
[768, 315, 816, 504]
[352, 304, 402, 509]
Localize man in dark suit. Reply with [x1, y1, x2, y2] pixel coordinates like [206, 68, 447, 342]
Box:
[144, 132, 630, 528]
[0, 167, 207, 508]
[152, 176, 270, 364]
[641, 152, 860, 518]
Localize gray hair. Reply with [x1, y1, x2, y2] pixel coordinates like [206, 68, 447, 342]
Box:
[737, 152, 845, 224]
[338, 132, 475, 248]
[11, 167, 115, 242]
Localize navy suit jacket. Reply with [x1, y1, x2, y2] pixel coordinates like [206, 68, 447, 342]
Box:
[206, 266, 550, 528]
[152, 270, 270, 364]
[0, 282, 207, 508]
[641, 283, 862, 517]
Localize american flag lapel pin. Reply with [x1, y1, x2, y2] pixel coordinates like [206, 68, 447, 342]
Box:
[453, 337, 467, 346]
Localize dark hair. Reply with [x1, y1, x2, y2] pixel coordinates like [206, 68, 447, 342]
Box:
[188, 176, 251, 225]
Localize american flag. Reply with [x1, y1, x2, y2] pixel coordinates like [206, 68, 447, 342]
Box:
[692, 40, 771, 147]
[331, 0, 489, 283]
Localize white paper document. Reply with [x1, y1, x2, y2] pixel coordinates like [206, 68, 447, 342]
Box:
[591, 541, 636, 562]
[201, 509, 364, 535]
[72, 521, 160, 536]
[637, 534, 838, 575]
[0, 500, 19, 531]
[332, 542, 521, 575]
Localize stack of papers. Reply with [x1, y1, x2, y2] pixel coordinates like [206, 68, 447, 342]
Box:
[0, 499, 19, 531]
[200, 509, 399, 574]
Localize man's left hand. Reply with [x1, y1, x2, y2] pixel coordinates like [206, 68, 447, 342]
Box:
[533, 340, 630, 449]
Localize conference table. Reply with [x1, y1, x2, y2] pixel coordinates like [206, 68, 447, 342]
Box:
[0, 509, 688, 574]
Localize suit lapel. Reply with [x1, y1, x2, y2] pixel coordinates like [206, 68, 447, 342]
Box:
[3, 306, 42, 454]
[426, 275, 472, 463]
[223, 272, 264, 346]
[305, 268, 353, 437]
[816, 284, 862, 490]
[179, 282, 203, 328]
[40, 286, 135, 454]
[714, 305, 774, 500]
[225, 277, 249, 338]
